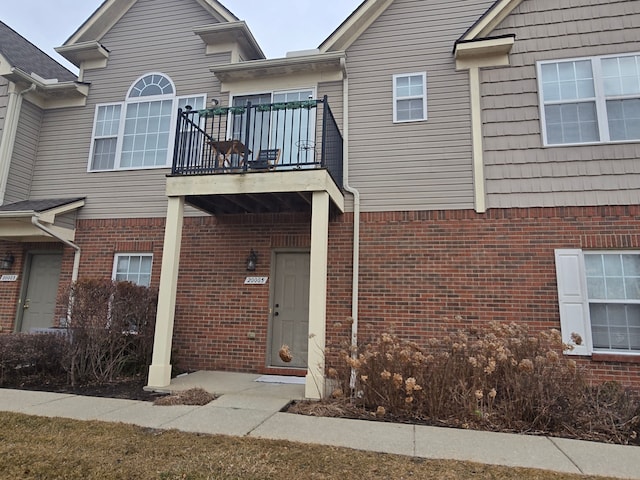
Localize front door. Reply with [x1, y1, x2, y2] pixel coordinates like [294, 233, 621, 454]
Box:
[270, 252, 310, 368]
[19, 253, 62, 332]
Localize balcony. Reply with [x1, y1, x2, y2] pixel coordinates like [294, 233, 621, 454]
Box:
[168, 96, 344, 215]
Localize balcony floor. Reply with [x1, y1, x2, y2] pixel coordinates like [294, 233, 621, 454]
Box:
[167, 169, 344, 215]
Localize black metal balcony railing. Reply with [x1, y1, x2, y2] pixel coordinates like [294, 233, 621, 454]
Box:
[172, 95, 343, 189]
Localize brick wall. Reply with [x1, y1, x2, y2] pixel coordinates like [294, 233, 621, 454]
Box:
[5, 205, 637, 388]
[353, 206, 640, 389]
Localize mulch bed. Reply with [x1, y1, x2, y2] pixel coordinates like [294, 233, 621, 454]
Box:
[2, 375, 165, 402]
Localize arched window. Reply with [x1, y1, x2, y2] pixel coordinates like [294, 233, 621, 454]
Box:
[89, 73, 205, 171]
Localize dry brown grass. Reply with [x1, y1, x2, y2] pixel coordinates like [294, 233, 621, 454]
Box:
[0, 411, 620, 480]
[153, 387, 216, 406]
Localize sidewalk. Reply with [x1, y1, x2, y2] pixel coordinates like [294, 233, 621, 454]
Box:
[1, 371, 638, 479]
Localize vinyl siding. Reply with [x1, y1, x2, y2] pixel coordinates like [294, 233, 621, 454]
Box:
[344, 0, 495, 212]
[482, 0, 640, 208]
[29, 0, 228, 219]
[4, 99, 42, 203]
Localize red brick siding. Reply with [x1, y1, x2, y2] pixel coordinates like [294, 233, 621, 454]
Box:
[353, 206, 640, 388]
[2, 205, 638, 388]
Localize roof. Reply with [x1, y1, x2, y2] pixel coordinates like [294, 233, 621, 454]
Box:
[0, 198, 85, 213]
[0, 21, 77, 82]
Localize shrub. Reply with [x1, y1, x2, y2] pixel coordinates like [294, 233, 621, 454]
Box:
[0, 332, 67, 386]
[61, 278, 158, 386]
[334, 322, 639, 444]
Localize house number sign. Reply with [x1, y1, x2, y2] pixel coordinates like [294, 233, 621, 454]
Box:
[244, 276, 268, 285]
[0, 275, 18, 282]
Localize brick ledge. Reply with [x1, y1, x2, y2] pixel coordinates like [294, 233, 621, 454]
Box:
[592, 353, 640, 364]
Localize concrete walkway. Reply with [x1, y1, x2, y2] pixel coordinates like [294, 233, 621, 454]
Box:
[1, 370, 638, 479]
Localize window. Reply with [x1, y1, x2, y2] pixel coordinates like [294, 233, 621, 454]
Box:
[231, 89, 316, 167]
[555, 249, 640, 355]
[393, 73, 427, 122]
[538, 53, 640, 145]
[89, 73, 205, 171]
[113, 254, 153, 287]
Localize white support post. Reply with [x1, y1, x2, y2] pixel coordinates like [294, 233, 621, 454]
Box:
[147, 196, 185, 388]
[306, 191, 330, 399]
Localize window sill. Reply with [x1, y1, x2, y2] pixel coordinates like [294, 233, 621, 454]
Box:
[592, 352, 640, 364]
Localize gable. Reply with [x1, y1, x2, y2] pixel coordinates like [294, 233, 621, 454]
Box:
[64, 0, 237, 46]
[319, 0, 393, 53]
[458, 0, 524, 42]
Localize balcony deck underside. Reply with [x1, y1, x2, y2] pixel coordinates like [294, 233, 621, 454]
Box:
[167, 169, 344, 216]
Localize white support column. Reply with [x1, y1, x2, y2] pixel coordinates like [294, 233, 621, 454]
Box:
[306, 191, 330, 399]
[147, 196, 185, 388]
[469, 66, 487, 213]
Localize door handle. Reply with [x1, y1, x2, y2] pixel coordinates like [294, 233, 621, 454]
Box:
[274, 311, 279, 317]
[23, 299, 30, 310]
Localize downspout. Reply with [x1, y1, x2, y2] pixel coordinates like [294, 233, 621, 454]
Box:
[0, 82, 36, 205]
[31, 216, 81, 283]
[340, 59, 362, 390]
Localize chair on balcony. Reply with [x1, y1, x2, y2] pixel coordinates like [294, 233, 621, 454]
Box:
[249, 148, 281, 170]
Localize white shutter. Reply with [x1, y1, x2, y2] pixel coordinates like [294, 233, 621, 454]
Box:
[554, 249, 592, 356]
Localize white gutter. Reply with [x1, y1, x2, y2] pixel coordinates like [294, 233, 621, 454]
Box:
[0, 82, 36, 205]
[31, 216, 81, 283]
[340, 61, 362, 390]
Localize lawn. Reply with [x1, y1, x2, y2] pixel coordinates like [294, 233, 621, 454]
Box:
[0, 412, 621, 480]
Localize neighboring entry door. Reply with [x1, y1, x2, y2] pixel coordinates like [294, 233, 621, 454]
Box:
[20, 253, 62, 332]
[270, 252, 310, 368]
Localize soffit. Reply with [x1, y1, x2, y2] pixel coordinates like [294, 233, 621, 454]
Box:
[0, 198, 85, 242]
[211, 51, 346, 83]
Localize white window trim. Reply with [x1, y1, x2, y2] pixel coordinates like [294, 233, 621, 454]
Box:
[112, 253, 153, 287]
[555, 248, 640, 356]
[538, 52, 640, 147]
[87, 101, 123, 172]
[88, 72, 206, 172]
[392, 72, 428, 123]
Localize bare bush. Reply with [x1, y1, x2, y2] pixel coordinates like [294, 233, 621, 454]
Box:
[0, 333, 67, 386]
[331, 322, 639, 444]
[61, 279, 158, 386]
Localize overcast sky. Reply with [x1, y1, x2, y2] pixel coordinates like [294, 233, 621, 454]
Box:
[2, 0, 363, 73]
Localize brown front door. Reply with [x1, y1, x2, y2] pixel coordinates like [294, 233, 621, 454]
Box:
[19, 253, 62, 332]
[269, 252, 310, 368]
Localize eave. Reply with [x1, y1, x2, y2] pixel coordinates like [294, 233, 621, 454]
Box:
[0, 198, 85, 242]
[55, 41, 110, 69]
[211, 51, 347, 86]
[454, 35, 515, 70]
[2, 68, 89, 109]
[194, 22, 264, 61]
